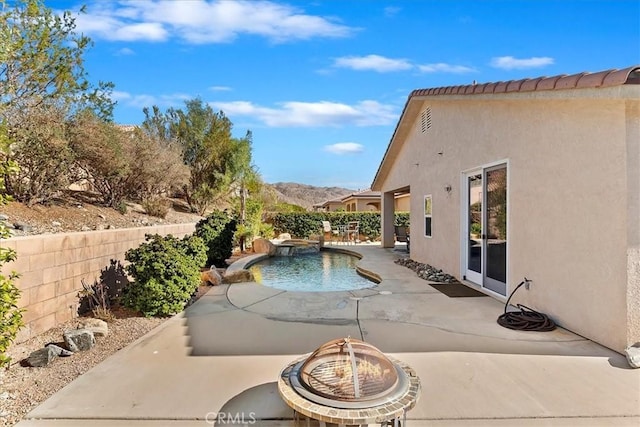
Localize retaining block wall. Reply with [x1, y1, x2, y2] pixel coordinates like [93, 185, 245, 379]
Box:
[1, 223, 197, 343]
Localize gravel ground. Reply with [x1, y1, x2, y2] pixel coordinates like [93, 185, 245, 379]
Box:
[0, 285, 212, 427]
[0, 193, 203, 237]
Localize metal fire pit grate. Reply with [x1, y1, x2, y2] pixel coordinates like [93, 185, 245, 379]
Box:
[299, 338, 398, 401]
[304, 356, 397, 399]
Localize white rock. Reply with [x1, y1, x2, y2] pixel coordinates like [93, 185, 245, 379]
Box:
[625, 344, 640, 368]
[78, 318, 109, 337]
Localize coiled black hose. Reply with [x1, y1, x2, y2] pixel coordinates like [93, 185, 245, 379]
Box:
[497, 278, 556, 332]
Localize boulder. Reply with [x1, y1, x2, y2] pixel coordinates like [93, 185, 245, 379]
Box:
[78, 318, 109, 337]
[45, 343, 73, 357]
[223, 269, 254, 284]
[27, 346, 58, 367]
[63, 328, 95, 352]
[252, 238, 276, 256]
[625, 344, 640, 368]
[277, 233, 292, 240]
[201, 266, 223, 286]
[13, 222, 32, 232]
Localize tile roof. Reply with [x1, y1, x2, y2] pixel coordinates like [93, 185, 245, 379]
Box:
[410, 65, 640, 98]
[371, 65, 640, 191]
[341, 189, 380, 200]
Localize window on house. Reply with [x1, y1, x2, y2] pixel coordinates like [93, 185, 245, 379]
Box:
[424, 195, 432, 237]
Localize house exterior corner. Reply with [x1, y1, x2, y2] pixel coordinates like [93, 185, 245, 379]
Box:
[372, 67, 640, 353]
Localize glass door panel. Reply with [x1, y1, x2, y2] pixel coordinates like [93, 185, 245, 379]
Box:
[483, 165, 507, 295]
[466, 173, 483, 284]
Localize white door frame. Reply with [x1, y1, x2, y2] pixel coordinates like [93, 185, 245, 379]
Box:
[460, 160, 509, 297]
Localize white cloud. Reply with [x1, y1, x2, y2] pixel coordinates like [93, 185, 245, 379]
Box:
[111, 91, 191, 109]
[115, 47, 135, 55]
[384, 6, 401, 17]
[417, 63, 476, 73]
[73, 6, 169, 42]
[324, 142, 364, 155]
[72, 0, 355, 44]
[209, 86, 232, 92]
[333, 55, 412, 73]
[210, 100, 397, 127]
[490, 56, 554, 70]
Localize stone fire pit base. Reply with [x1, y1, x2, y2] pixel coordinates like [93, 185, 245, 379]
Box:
[278, 355, 421, 426]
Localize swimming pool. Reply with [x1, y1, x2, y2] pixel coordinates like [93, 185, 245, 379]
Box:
[248, 250, 376, 292]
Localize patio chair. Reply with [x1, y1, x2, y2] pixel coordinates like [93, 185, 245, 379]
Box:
[395, 226, 410, 251]
[345, 221, 360, 244]
[321, 221, 342, 244]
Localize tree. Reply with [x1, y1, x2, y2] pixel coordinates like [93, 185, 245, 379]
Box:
[0, 0, 115, 124]
[69, 111, 188, 208]
[142, 98, 254, 215]
[3, 103, 74, 204]
[0, 0, 115, 204]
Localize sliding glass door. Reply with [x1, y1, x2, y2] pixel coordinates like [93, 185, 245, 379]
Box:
[464, 164, 508, 296]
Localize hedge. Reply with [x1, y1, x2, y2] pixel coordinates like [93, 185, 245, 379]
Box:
[268, 211, 410, 240]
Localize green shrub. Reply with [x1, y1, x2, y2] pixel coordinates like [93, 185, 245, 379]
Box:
[269, 212, 325, 238]
[267, 211, 410, 241]
[123, 234, 207, 317]
[0, 128, 24, 368]
[142, 197, 170, 219]
[116, 200, 128, 214]
[394, 211, 410, 228]
[194, 210, 237, 267]
[258, 222, 275, 239]
[0, 246, 22, 368]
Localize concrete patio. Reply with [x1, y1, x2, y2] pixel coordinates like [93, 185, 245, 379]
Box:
[16, 244, 640, 426]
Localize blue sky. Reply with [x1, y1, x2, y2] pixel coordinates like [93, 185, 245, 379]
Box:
[52, 0, 639, 189]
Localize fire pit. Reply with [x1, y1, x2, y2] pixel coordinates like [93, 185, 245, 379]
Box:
[278, 337, 421, 426]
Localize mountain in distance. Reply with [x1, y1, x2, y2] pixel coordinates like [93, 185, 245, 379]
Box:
[267, 182, 356, 210]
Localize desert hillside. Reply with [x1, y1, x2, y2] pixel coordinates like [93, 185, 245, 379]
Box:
[267, 182, 355, 209]
[0, 182, 357, 236]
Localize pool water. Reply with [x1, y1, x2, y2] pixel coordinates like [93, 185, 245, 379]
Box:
[248, 251, 375, 292]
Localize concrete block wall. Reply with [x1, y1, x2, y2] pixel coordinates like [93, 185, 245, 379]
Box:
[1, 223, 196, 343]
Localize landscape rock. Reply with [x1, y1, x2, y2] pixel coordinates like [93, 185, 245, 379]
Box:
[45, 343, 73, 357]
[277, 233, 292, 240]
[625, 344, 640, 368]
[223, 269, 254, 284]
[201, 266, 222, 286]
[13, 222, 32, 232]
[78, 318, 109, 337]
[51, 221, 62, 227]
[26, 347, 58, 367]
[394, 258, 459, 283]
[80, 225, 91, 231]
[0, 214, 8, 221]
[252, 237, 277, 256]
[63, 328, 95, 352]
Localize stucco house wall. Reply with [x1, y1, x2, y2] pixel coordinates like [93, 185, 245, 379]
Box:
[394, 194, 410, 212]
[373, 67, 640, 353]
